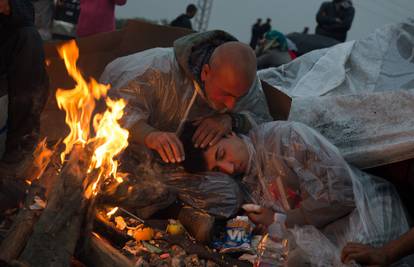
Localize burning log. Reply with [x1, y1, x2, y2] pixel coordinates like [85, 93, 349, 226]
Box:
[0, 141, 61, 262]
[99, 175, 177, 219]
[18, 145, 91, 267]
[0, 139, 56, 214]
[94, 210, 132, 246]
[0, 177, 27, 214]
[0, 182, 43, 262]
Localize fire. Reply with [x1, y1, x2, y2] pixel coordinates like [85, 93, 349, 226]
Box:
[56, 40, 129, 198]
[88, 97, 129, 196]
[106, 207, 119, 218]
[29, 138, 53, 181]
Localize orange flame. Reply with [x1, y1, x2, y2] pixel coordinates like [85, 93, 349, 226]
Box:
[88, 97, 129, 196]
[106, 207, 119, 218]
[29, 138, 53, 181]
[56, 40, 129, 197]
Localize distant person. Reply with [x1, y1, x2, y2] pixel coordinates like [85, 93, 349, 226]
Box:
[302, 26, 309, 34]
[249, 18, 262, 49]
[170, 4, 197, 30]
[51, 0, 80, 40]
[77, 0, 127, 37]
[315, 0, 355, 42]
[256, 30, 293, 69]
[259, 18, 271, 39]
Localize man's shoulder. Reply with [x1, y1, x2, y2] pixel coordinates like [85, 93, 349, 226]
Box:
[100, 47, 177, 84]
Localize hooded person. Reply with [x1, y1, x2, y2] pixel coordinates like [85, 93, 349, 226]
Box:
[315, 0, 355, 42]
[256, 30, 293, 69]
[99, 30, 272, 164]
[181, 121, 409, 266]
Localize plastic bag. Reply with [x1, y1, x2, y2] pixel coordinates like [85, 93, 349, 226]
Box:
[161, 171, 243, 219]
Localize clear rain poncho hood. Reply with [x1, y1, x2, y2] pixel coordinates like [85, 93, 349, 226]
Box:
[242, 121, 409, 266]
[99, 30, 272, 136]
[259, 18, 414, 169]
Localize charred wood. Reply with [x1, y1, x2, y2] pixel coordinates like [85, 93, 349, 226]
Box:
[94, 211, 132, 247]
[18, 146, 91, 267]
[0, 144, 61, 262]
[79, 233, 134, 267]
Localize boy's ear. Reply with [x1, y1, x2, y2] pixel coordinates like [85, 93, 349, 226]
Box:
[225, 131, 236, 138]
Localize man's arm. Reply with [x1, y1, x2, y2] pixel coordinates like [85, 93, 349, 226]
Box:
[342, 228, 414, 266]
[100, 48, 185, 163]
[132, 120, 184, 163]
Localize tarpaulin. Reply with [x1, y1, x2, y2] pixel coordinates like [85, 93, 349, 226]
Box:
[259, 18, 414, 169]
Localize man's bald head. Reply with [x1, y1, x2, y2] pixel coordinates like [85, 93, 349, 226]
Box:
[210, 42, 257, 92]
[200, 41, 257, 111]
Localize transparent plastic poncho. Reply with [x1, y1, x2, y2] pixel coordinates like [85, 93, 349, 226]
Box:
[242, 121, 409, 266]
[99, 47, 272, 133]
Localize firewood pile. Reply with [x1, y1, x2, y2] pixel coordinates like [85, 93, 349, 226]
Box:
[0, 40, 252, 267]
[0, 141, 250, 267]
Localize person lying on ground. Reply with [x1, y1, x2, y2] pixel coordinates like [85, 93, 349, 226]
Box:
[341, 228, 414, 266]
[180, 121, 409, 265]
[100, 30, 272, 165]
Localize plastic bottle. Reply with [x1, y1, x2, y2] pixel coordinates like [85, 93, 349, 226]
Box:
[254, 213, 289, 267]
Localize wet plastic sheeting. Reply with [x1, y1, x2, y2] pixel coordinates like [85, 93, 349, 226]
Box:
[259, 18, 414, 169]
[162, 172, 243, 219]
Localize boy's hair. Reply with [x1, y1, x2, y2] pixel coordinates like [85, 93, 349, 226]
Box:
[180, 122, 207, 173]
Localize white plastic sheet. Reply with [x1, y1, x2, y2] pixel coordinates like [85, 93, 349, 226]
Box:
[259, 18, 414, 169]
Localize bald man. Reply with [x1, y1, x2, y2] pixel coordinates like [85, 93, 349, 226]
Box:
[100, 30, 272, 163]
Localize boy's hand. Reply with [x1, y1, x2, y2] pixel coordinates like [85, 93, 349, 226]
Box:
[242, 204, 275, 226]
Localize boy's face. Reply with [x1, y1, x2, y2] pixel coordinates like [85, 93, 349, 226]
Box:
[202, 133, 249, 175]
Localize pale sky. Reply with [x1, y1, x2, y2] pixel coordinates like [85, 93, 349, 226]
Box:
[115, 0, 414, 43]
